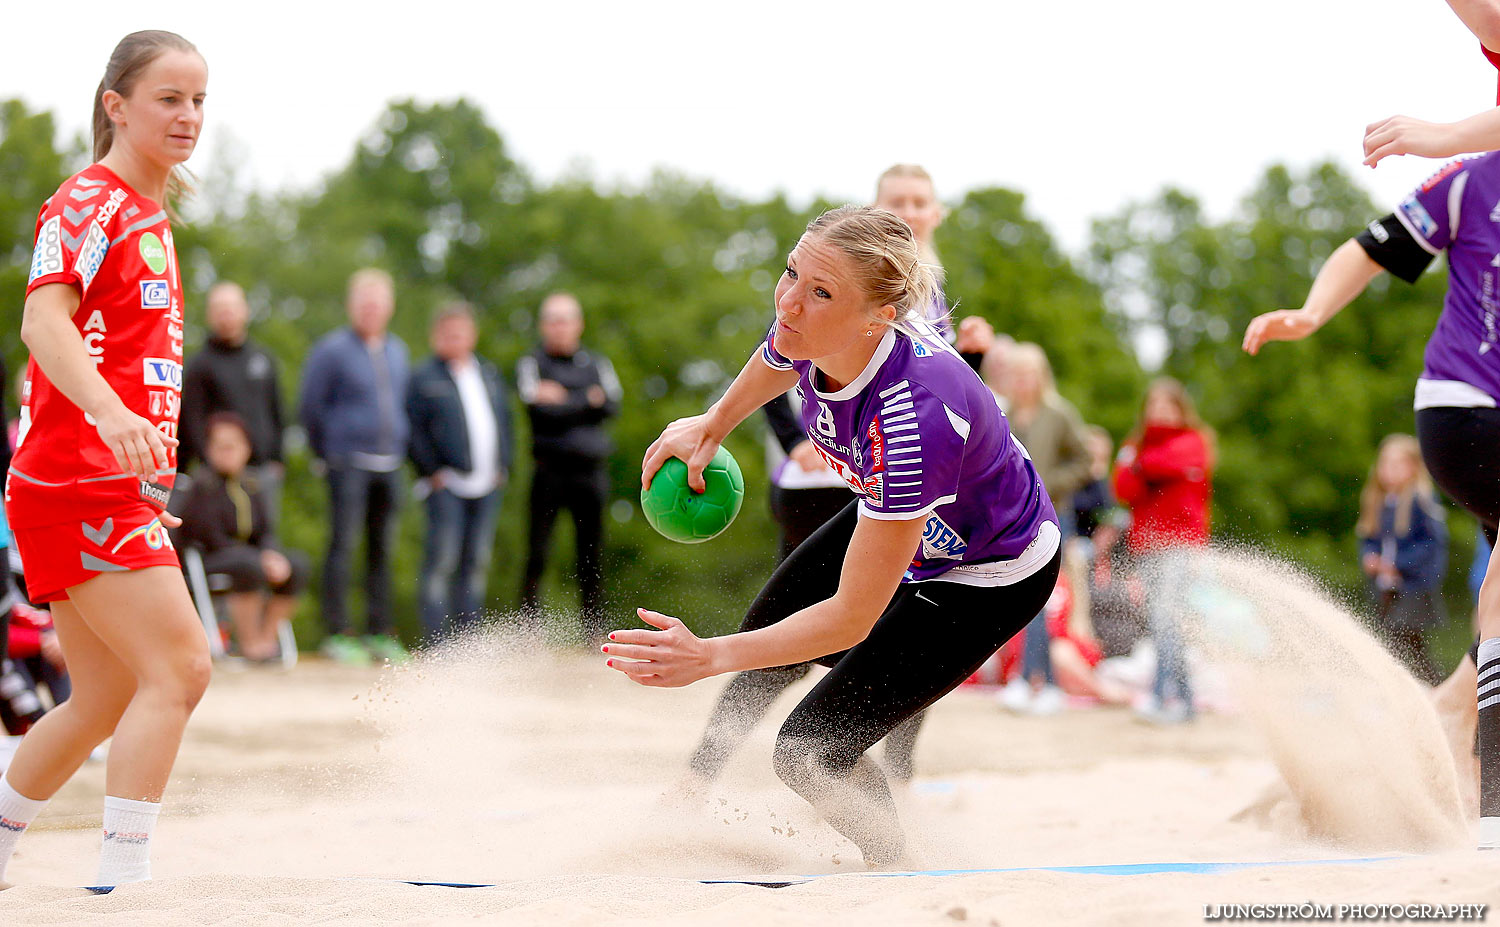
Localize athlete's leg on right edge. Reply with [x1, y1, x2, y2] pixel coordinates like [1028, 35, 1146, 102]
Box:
[1475, 542, 1500, 847]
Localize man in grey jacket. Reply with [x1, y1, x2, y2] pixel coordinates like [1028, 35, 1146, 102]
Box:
[299, 268, 410, 665]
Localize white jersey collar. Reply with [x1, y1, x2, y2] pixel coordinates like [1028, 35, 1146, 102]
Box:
[811, 328, 897, 401]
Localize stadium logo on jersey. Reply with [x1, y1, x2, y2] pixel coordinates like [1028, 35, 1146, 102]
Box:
[139, 232, 168, 274]
[29, 216, 64, 283]
[815, 401, 836, 438]
[142, 358, 182, 391]
[921, 514, 968, 560]
[140, 280, 170, 309]
[1399, 196, 1438, 239]
[73, 224, 109, 290]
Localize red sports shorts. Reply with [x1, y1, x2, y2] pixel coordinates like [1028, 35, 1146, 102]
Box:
[11, 504, 181, 603]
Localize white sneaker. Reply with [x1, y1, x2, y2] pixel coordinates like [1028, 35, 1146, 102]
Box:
[1028, 685, 1065, 716]
[1481, 816, 1500, 850]
[997, 678, 1032, 712]
[1135, 699, 1192, 725]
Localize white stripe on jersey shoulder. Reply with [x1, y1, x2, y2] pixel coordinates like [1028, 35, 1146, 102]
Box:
[1450, 172, 1470, 242]
[879, 379, 910, 399]
[909, 319, 961, 358]
[942, 404, 970, 441]
[760, 341, 794, 371]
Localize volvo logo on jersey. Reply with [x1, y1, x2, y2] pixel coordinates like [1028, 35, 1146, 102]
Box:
[921, 513, 968, 560]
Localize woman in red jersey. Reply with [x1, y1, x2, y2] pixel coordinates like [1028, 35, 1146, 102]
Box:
[0, 31, 209, 888]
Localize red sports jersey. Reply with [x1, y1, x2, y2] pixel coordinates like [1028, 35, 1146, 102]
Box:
[5, 163, 184, 529]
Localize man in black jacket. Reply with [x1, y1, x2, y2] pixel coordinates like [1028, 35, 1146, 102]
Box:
[179, 282, 286, 512]
[516, 292, 620, 643]
[407, 304, 513, 639]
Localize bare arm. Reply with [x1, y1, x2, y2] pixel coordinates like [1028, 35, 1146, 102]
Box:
[641, 349, 798, 492]
[21, 283, 175, 481]
[1364, 108, 1500, 167]
[1242, 240, 1384, 355]
[1447, 0, 1500, 49]
[605, 512, 927, 686]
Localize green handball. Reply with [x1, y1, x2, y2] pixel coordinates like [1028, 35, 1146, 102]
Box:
[641, 446, 745, 543]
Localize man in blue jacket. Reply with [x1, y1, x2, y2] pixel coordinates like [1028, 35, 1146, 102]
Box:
[407, 303, 512, 640]
[299, 268, 410, 665]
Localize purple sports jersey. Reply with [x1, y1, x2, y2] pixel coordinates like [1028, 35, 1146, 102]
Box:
[760, 322, 1059, 585]
[1393, 153, 1500, 406]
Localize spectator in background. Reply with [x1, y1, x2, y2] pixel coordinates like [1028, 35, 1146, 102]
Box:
[872, 163, 993, 370]
[997, 343, 1094, 715]
[1073, 426, 1118, 546]
[299, 268, 410, 666]
[979, 334, 1017, 408]
[1113, 377, 1214, 724]
[175, 413, 310, 663]
[1358, 433, 1448, 685]
[406, 303, 512, 640]
[179, 282, 286, 514]
[516, 293, 621, 645]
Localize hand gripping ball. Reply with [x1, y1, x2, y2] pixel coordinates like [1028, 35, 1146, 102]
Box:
[641, 446, 745, 543]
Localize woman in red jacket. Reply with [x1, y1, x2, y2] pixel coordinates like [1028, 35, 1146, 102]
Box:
[1112, 378, 1213, 722]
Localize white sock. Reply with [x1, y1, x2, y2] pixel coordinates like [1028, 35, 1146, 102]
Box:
[0, 774, 49, 882]
[96, 796, 160, 885]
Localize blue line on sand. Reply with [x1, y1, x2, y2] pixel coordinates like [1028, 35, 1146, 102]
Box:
[80, 857, 1400, 894]
[700, 856, 1401, 888]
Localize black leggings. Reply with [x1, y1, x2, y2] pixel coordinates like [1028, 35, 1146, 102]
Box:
[690, 499, 1061, 864]
[1417, 407, 1500, 545]
[690, 501, 924, 781]
[1417, 407, 1500, 668]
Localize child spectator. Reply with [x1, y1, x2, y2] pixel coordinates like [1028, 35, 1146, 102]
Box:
[1357, 434, 1448, 685]
[1113, 378, 1214, 724]
[174, 413, 310, 662]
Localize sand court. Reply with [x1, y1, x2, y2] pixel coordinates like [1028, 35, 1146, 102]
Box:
[3, 552, 1499, 925]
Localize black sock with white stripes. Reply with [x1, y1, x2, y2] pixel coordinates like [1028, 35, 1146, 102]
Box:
[1480, 638, 1500, 848]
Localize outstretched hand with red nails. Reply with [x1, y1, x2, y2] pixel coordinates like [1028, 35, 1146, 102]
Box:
[603, 608, 720, 688]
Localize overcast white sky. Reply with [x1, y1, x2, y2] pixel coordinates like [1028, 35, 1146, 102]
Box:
[2, 1, 1495, 253]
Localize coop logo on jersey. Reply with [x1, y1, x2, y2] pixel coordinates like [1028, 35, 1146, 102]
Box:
[142, 358, 182, 390]
[140, 279, 170, 309]
[73, 224, 110, 290]
[1399, 196, 1438, 239]
[29, 216, 64, 283]
[920, 513, 968, 560]
[138, 232, 168, 274]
